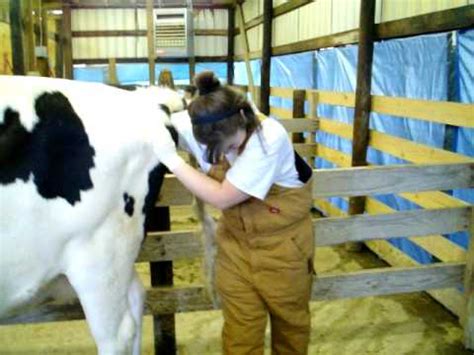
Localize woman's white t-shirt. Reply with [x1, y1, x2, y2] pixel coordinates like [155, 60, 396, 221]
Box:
[170, 111, 303, 200]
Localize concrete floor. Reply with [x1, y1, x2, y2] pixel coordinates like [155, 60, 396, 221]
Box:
[0, 207, 470, 355]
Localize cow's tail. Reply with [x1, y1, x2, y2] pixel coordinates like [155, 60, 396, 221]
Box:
[188, 155, 220, 309]
[194, 196, 220, 309]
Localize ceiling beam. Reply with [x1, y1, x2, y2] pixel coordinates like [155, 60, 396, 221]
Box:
[62, 0, 235, 9]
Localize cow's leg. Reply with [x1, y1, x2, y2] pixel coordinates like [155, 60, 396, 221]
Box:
[65, 249, 142, 355]
[128, 269, 145, 355]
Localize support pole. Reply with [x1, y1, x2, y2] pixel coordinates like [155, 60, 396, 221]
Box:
[37, 6, 50, 77]
[444, 32, 459, 153]
[62, 3, 73, 79]
[9, 0, 25, 75]
[226, 6, 235, 85]
[146, 0, 155, 85]
[236, 3, 255, 103]
[24, 0, 36, 73]
[347, 0, 376, 251]
[187, 0, 195, 81]
[55, 18, 64, 78]
[260, 0, 272, 115]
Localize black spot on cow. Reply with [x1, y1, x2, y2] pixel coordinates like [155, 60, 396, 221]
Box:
[0, 109, 31, 182]
[165, 124, 178, 145]
[143, 163, 168, 232]
[0, 91, 96, 205]
[142, 125, 178, 232]
[159, 104, 171, 117]
[123, 193, 135, 217]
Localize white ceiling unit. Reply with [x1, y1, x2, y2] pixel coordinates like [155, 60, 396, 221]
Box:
[153, 8, 187, 57]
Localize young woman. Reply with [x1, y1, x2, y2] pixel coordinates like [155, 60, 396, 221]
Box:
[158, 71, 315, 354]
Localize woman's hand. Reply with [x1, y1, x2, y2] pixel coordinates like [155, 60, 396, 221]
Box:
[155, 128, 185, 172]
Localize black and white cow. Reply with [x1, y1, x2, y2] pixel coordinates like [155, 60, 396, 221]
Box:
[0, 75, 184, 354]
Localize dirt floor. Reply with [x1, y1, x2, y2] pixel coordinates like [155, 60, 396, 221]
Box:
[0, 206, 470, 355]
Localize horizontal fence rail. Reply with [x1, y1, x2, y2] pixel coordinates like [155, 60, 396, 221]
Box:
[158, 162, 473, 205]
[312, 162, 473, 198]
[1, 262, 464, 325]
[315, 207, 470, 246]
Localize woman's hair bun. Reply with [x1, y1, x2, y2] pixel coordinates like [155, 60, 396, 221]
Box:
[194, 71, 221, 95]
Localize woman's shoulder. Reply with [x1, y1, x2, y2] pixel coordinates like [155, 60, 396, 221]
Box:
[242, 117, 291, 156]
[259, 117, 290, 144]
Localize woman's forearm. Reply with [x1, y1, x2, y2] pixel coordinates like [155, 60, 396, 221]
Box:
[170, 162, 249, 210]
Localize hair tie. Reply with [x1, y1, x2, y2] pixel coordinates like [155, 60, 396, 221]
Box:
[193, 107, 240, 125]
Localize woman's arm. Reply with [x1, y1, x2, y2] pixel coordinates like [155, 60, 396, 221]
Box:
[171, 162, 250, 210]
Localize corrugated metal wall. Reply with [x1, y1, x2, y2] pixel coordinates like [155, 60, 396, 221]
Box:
[72, 8, 228, 60]
[194, 9, 227, 56]
[235, 0, 472, 55]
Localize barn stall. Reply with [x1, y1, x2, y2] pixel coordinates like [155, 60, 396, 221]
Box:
[0, 0, 473, 354]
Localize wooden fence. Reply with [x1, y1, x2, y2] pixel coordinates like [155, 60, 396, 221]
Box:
[1, 86, 473, 349]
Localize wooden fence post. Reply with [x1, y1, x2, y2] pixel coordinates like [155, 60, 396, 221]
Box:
[463, 207, 474, 350]
[148, 206, 176, 354]
[107, 58, 118, 85]
[307, 90, 319, 164]
[292, 89, 306, 143]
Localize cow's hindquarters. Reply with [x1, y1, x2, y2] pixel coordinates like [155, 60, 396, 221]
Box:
[63, 219, 145, 355]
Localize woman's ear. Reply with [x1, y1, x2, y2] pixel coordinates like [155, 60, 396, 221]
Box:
[239, 108, 252, 124]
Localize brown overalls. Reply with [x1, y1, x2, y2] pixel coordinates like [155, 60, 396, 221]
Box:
[209, 157, 315, 355]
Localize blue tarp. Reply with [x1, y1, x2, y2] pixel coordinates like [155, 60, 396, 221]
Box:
[73, 62, 227, 86]
[454, 29, 474, 204]
[233, 59, 261, 86]
[449, 29, 474, 250]
[253, 32, 472, 264]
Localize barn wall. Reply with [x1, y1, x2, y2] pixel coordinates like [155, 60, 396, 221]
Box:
[235, 0, 471, 55]
[194, 9, 227, 56]
[72, 8, 228, 60]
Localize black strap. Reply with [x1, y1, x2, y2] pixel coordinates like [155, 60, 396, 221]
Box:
[294, 150, 312, 183]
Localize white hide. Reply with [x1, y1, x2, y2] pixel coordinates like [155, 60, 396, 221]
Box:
[0, 76, 181, 355]
[132, 86, 186, 114]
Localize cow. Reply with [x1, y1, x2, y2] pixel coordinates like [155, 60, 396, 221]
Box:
[0, 75, 184, 354]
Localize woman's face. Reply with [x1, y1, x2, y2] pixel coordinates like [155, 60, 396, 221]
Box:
[222, 128, 247, 154]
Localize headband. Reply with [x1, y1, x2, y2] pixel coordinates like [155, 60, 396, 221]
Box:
[192, 107, 241, 125]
